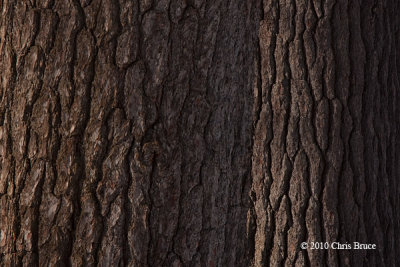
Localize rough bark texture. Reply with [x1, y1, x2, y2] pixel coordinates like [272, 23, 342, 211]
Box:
[0, 0, 399, 267]
[0, 0, 260, 266]
[252, 0, 400, 266]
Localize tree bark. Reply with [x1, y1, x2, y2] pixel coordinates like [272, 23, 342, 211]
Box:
[0, 0, 399, 267]
[0, 0, 260, 266]
[252, 0, 400, 266]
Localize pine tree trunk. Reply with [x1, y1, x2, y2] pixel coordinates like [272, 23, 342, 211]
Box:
[0, 0, 399, 267]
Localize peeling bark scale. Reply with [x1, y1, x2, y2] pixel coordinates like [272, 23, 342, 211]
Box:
[0, 0, 399, 266]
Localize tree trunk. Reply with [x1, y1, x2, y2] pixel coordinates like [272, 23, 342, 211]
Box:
[252, 0, 400, 266]
[0, 1, 399, 267]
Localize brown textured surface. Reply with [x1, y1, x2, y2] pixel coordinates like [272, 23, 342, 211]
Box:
[252, 0, 400, 266]
[0, 0, 260, 266]
[0, 0, 399, 266]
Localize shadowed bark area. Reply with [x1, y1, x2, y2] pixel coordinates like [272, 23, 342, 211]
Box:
[252, 0, 400, 266]
[1, 0, 399, 267]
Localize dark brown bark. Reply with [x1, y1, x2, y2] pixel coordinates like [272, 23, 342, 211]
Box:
[0, 0, 399, 267]
[252, 0, 400, 266]
[0, 0, 260, 266]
